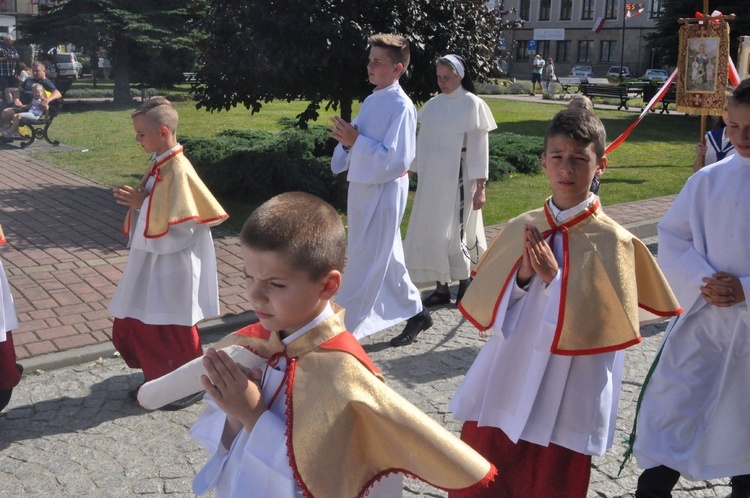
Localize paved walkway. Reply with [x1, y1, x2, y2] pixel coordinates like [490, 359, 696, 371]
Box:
[2, 143, 727, 498]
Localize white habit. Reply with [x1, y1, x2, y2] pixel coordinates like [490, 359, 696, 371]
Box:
[404, 86, 496, 284]
[450, 197, 623, 456]
[108, 146, 221, 327]
[331, 82, 422, 339]
[190, 305, 404, 497]
[633, 153, 750, 481]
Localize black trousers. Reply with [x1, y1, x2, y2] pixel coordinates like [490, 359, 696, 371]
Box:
[636, 465, 750, 498]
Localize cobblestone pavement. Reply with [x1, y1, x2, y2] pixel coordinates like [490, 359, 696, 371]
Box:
[0, 240, 732, 497]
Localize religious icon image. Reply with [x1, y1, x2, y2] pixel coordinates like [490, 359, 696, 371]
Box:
[685, 37, 719, 93]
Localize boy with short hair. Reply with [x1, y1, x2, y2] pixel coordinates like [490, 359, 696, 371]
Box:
[329, 33, 431, 345]
[449, 109, 681, 497]
[632, 79, 750, 498]
[110, 97, 228, 408]
[190, 192, 496, 497]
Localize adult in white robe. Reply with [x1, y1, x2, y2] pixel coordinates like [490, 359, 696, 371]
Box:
[330, 82, 423, 339]
[404, 55, 496, 307]
[633, 153, 750, 485]
[450, 196, 623, 457]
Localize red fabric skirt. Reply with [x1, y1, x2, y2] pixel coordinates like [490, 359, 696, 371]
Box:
[0, 331, 21, 390]
[112, 317, 202, 382]
[450, 421, 591, 498]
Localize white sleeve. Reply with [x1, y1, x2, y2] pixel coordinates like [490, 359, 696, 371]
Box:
[656, 180, 715, 314]
[464, 128, 490, 180]
[345, 107, 416, 185]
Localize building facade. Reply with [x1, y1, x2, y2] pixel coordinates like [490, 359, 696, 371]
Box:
[499, 0, 666, 79]
[0, 0, 42, 38]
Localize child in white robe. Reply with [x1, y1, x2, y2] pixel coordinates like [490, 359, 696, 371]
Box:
[189, 192, 496, 497]
[109, 97, 227, 408]
[329, 33, 431, 345]
[450, 109, 680, 497]
[633, 79, 750, 498]
[0, 225, 21, 411]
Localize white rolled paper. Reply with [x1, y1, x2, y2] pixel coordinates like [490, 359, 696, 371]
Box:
[137, 345, 267, 410]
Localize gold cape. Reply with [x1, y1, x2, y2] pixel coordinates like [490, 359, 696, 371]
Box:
[459, 199, 682, 355]
[216, 306, 496, 498]
[123, 149, 228, 239]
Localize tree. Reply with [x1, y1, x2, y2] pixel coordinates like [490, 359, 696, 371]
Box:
[193, 0, 502, 125]
[18, 0, 204, 105]
[646, 1, 748, 69]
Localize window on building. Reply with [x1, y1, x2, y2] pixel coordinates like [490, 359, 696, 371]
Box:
[649, 0, 665, 18]
[604, 0, 619, 19]
[516, 42, 530, 61]
[519, 0, 530, 20]
[538, 41, 551, 59]
[581, 0, 594, 20]
[578, 40, 593, 62]
[539, 0, 550, 20]
[556, 40, 571, 62]
[600, 40, 617, 62]
[560, 0, 572, 20]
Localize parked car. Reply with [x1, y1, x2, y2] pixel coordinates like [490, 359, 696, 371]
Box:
[643, 68, 669, 82]
[56, 52, 83, 79]
[607, 66, 631, 79]
[569, 65, 593, 78]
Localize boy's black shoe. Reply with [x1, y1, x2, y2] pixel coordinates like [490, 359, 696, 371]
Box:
[160, 391, 205, 411]
[422, 291, 450, 308]
[390, 310, 433, 347]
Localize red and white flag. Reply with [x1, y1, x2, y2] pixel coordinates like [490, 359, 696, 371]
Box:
[592, 17, 606, 32]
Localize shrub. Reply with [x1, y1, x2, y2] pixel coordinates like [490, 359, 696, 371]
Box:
[488, 132, 544, 179]
[182, 124, 341, 208]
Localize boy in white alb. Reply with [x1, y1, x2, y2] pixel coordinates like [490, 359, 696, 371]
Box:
[633, 79, 750, 498]
[109, 97, 228, 408]
[190, 192, 496, 497]
[329, 33, 432, 344]
[449, 109, 681, 497]
[0, 225, 21, 411]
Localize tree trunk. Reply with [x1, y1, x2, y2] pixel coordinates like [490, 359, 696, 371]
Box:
[112, 34, 131, 105]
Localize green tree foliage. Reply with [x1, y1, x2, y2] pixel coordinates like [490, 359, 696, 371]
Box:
[646, 1, 748, 69]
[193, 0, 502, 125]
[18, 0, 203, 104]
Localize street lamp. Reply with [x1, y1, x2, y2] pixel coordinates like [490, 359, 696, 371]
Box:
[491, 1, 525, 75]
[620, 3, 644, 81]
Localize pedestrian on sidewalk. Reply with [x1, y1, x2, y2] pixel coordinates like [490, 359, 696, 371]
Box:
[530, 54, 545, 95]
[109, 97, 228, 409]
[0, 225, 22, 412]
[189, 192, 496, 497]
[449, 109, 681, 497]
[403, 54, 496, 316]
[544, 58, 556, 93]
[632, 78, 750, 498]
[329, 34, 431, 344]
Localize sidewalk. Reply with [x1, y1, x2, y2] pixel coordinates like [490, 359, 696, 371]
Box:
[1, 146, 731, 497]
[0, 145, 675, 372]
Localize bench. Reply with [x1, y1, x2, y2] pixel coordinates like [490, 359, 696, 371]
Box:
[587, 77, 611, 85]
[580, 83, 632, 110]
[556, 77, 581, 96]
[3, 100, 63, 148]
[653, 83, 676, 114]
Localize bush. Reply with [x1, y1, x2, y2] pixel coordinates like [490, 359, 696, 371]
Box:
[182, 124, 340, 208]
[488, 132, 544, 179]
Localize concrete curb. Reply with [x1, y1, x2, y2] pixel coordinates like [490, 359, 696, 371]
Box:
[18, 310, 259, 373]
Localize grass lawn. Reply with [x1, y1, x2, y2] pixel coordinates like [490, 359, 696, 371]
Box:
[34, 90, 699, 233]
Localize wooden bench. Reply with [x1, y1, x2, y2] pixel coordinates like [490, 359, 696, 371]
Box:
[580, 83, 632, 110]
[587, 77, 611, 85]
[3, 100, 63, 148]
[655, 83, 676, 114]
[556, 77, 581, 96]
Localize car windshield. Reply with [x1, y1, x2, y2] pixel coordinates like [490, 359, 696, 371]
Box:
[56, 54, 72, 63]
